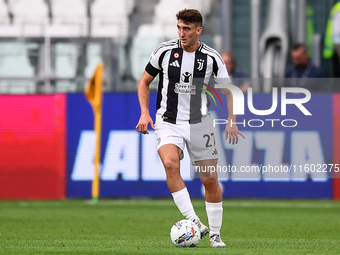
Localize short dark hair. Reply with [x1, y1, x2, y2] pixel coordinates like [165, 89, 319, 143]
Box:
[292, 43, 307, 51]
[176, 9, 203, 27]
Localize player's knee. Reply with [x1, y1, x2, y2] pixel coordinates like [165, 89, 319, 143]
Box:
[163, 158, 179, 171]
[163, 160, 180, 179]
[202, 178, 219, 190]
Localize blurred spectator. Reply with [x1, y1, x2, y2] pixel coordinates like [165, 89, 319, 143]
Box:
[323, 1, 340, 77]
[221, 52, 250, 93]
[285, 43, 326, 91]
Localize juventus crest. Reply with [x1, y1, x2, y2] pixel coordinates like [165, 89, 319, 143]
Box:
[197, 59, 204, 71]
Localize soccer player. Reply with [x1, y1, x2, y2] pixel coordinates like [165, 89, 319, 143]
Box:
[135, 9, 244, 247]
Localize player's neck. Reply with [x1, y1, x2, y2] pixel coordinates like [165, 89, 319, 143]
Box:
[182, 40, 200, 52]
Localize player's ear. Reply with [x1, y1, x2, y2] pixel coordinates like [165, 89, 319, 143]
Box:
[196, 26, 202, 35]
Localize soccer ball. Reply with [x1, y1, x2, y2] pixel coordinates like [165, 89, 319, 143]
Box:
[170, 219, 200, 247]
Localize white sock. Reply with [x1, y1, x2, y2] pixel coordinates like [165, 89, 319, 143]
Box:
[171, 187, 197, 221]
[206, 201, 223, 236]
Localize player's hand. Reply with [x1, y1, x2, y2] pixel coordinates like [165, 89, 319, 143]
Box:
[225, 121, 245, 145]
[136, 114, 155, 134]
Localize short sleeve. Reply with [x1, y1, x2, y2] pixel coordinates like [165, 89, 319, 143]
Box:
[149, 51, 161, 70]
[213, 54, 231, 85]
[144, 44, 166, 77]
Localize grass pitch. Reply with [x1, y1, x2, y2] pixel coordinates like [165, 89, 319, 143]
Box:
[0, 199, 339, 254]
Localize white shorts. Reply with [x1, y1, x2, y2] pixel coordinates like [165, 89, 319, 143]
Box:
[155, 114, 219, 165]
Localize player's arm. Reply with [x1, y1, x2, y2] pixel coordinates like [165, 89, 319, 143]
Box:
[222, 85, 245, 145]
[136, 71, 155, 134]
[214, 52, 245, 144]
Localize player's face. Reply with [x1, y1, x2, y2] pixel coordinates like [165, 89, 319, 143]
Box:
[177, 19, 202, 52]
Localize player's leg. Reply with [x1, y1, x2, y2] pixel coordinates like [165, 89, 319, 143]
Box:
[158, 144, 198, 221]
[188, 114, 225, 247]
[158, 144, 185, 193]
[197, 159, 225, 247]
[158, 143, 208, 238]
[197, 159, 222, 202]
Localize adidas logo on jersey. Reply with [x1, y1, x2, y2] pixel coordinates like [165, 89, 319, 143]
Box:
[170, 60, 180, 68]
[212, 149, 218, 155]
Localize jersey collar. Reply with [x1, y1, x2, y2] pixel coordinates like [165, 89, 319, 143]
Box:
[178, 39, 203, 52]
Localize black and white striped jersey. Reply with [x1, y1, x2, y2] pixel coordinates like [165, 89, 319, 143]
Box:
[145, 38, 230, 124]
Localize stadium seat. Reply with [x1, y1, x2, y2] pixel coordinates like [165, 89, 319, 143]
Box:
[91, 0, 135, 38]
[84, 43, 102, 78]
[0, 42, 37, 76]
[91, 0, 135, 16]
[55, 81, 77, 93]
[11, 0, 49, 37]
[0, 42, 38, 93]
[91, 0, 136, 81]
[45, 24, 86, 37]
[54, 43, 103, 93]
[152, 0, 212, 38]
[0, 25, 21, 37]
[153, 0, 210, 24]
[0, 0, 9, 25]
[49, 0, 88, 37]
[0, 81, 36, 94]
[54, 43, 79, 77]
[0, 1, 19, 37]
[184, 0, 212, 16]
[130, 24, 162, 82]
[51, 0, 87, 20]
[153, 0, 187, 26]
[91, 18, 128, 38]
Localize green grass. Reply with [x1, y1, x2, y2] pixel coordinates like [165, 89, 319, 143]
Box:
[0, 199, 340, 254]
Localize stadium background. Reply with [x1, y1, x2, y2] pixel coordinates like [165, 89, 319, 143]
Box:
[0, 0, 340, 200]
